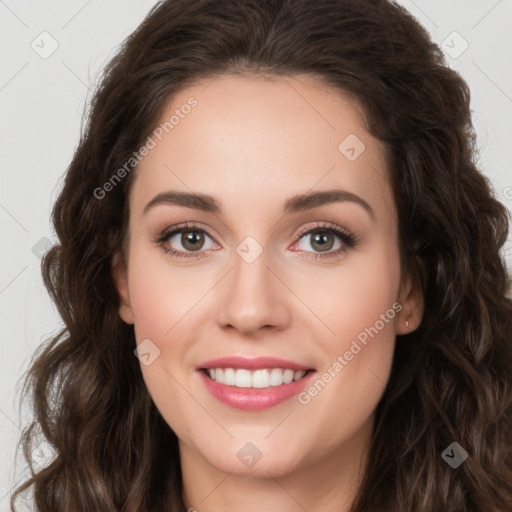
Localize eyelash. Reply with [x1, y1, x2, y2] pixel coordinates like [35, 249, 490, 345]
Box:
[154, 221, 358, 261]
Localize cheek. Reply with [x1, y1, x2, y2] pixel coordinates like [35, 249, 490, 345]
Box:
[126, 249, 204, 435]
[307, 242, 401, 394]
[127, 246, 209, 338]
[303, 247, 401, 342]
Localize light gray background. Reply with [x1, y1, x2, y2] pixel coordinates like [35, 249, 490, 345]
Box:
[1, 0, 511, 508]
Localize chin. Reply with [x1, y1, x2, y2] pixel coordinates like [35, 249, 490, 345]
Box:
[195, 438, 305, 477]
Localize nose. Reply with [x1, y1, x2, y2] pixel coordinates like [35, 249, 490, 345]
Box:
[215, 246, 291, 335]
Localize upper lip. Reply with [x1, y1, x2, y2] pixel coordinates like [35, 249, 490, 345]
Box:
[197, 356, 313, 371]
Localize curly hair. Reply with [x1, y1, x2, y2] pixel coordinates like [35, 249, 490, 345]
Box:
[10, 0, 512, 510]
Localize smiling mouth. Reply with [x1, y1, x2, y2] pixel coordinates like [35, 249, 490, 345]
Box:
[201, 367, 315, 388]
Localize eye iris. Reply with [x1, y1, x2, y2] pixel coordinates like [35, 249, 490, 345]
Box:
[182, 231, 204, 251]
[311, 231, 334, 252]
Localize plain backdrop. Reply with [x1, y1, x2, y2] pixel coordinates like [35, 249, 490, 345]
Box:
[1, 0, 511, 508]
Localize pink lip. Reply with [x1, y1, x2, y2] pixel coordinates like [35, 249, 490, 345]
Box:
[197, 356, 312, 371]
[197, 369, 316, 411]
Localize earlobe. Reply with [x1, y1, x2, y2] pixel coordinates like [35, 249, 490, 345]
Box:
[396, 270, 424, 335]
[111, 252, 135, 325]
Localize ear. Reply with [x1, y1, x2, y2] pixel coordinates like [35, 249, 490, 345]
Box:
[111, 251, 134, 325]
[395, 267, 424, 335]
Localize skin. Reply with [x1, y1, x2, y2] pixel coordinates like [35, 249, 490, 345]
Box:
[112, 73, 424, 512]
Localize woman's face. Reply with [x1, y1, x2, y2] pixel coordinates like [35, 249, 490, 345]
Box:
[113, 73, 422, 479]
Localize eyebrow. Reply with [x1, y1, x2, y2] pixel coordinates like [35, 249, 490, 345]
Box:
[143, 189, 375, 221]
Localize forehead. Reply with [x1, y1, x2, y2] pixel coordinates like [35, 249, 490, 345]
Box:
[130, 73, 394, 220]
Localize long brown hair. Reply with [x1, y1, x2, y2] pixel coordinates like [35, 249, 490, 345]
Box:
[11, 1, 512, 510]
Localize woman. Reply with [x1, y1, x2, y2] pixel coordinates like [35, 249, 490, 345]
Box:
[11, 0, 512, 511]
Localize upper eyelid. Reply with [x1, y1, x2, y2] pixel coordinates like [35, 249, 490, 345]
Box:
[295, 222, 351, 237]
[159, 222, 216, 241]
[158, 221, 352, 247]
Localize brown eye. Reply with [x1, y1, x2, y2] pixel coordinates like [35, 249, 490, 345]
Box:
[180, 230, 205, 251]
[290, 223, 358, 260]
[156, 223, 218, 259]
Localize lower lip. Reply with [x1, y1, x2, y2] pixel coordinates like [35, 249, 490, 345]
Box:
[198, 370, 316, 411]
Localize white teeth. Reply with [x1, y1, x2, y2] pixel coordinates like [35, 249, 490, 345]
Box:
[294, 370, 306, 381]
[235, 369, 252, 388]
[205, 368, 309, 388]
[283, 369, 294, 384]
[269, 368, 283, 386]
[252, 369, 270, 388]
[223, 367, 236, 385]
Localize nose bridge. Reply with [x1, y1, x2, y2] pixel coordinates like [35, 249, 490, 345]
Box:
[216, 237, 290, 333]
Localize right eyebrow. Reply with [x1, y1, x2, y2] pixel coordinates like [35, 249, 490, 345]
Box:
[143, 191, 221, 215]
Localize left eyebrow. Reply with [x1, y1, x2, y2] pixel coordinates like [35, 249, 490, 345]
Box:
[142, 188, 376, 221]
[283, 189, 376, 221]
